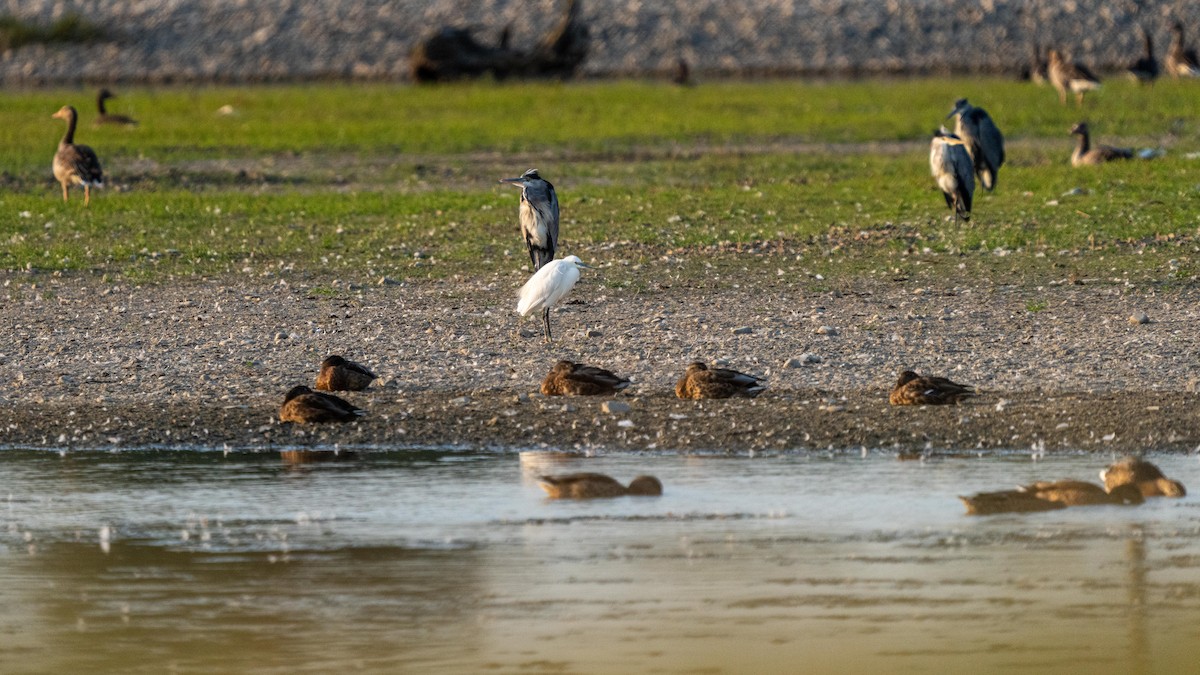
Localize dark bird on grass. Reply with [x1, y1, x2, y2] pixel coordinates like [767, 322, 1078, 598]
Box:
[279, 385, 365, 424]
[516, 255, 590, 342]
[500, 168, 559, 271]
[95, 89, 138, 126]
[541, 360, 631, 396]
[674, 361, 766, 400]
[929, 128, 974, 224]
[946, 98, 1005, 191]
[1048, 48, 1102, 106]
[960, 480, 1144, 515]
[1127, 26, 1160, 84]
[1070, 122, 1133, 167]
[51, 105, 103, 206]
[1166, 21, 1200, 78]
[672, 57, 693, 86]
[1101, 457, 1187, 497]
[537, 473, 663, 499]
[1025, 43, 1049, 85]
[316, 355, 377, 392]
[889, 370, 974, 406]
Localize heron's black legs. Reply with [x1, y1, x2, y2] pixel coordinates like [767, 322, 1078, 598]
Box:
[542, 307, 552, 342]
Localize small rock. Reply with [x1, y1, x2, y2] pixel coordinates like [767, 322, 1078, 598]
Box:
[514, 392, 530, 404]
[602, 400, 631, 414]
[586, 330, 603, 338]
[815, 326, 838, 336]
[561, 404, 577, 413]
[802, 353, 822, 364]
[450, 396, 471, 407]
[784, 357, 803, 368]
[378, 276, 401, 286]
[1128, 312, 1150, 325]
[519, 328, 539, 338]
[732, 326, 754, 335]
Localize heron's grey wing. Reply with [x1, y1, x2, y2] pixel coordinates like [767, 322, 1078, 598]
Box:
[951, 145, 974, 211]
[545, 183, 560, 253]
[978, 115, 1005, 171]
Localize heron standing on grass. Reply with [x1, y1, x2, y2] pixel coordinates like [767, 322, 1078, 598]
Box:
[517, 255, 590, 342]
[946, 98, 1005, 191]
[500, 168, 559, 271]
[929, 128, 974, 224]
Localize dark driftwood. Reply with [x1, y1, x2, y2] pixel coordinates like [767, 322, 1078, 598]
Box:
[409, 0, 589, 83]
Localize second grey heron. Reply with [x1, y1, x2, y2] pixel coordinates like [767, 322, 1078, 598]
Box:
[500, 168, 559, 271]
[929, 128, 974, 224]
[947, 98, 1005, 191]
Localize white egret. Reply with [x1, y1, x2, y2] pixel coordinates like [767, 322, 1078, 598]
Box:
[499, 168, 559, 271]
[516, 255, 590, 342]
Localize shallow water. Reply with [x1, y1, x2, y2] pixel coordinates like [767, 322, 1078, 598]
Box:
[2, 448, 1199, 674]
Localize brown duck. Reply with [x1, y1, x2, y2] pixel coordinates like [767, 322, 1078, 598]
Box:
[1101, 457, 1187, 497]
[537, 473, 663, 499]
[51, 105, 104, 205]
[1070, 122, 1133, 167]
[889, 370, 974, 405]
[316, 355, 377, 392]
[1048, 48, 1101, 106]
[674, 361, 766, 400]
[961, 480, 1144, 515]
[95, 89, 138, 126]
[540, 360, 631, 396]
[279, 385, 365, 423]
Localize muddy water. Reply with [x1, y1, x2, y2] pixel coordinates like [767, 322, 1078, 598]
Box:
[1, 449, 1198, 674]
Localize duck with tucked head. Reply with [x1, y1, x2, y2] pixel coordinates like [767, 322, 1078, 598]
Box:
[961, 480, 1144, 515]
[1101, 457, 1186, 497]
[51, 105, 104, 206]
[279, 385, 365, 424]
[537, 473, 663, 499]
[541, 359, 631, 396]
[316, 355, 377, 392]
[675, 361, 766, 400]
[889, 370, 974, 405]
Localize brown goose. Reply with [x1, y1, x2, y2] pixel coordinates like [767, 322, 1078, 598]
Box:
[1166, 21, 1200, 78]
[278, 385, 365, 424]
[1100, 457, 1187, 497]
[95, 89, 138, 126]
[1048, 49, 1101, 106]
[540, 360, 631, 396]
[1127, 26, 1160, 84]
[1070, 122, 1133, 167]
[537, 473, 663, 499]
[51, 105, 104, 206]
[889, 370, 974, 406]
[315, 355, 377, 392]
[961, 480, 1144, 515]
[674, 361, 766, 400]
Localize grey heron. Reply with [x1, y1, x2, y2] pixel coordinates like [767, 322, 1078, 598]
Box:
[1070, 122, 1133, 166]
[51, 106, 104, 206]
[500, 168, 559, 271]
[1048, 49, 1101, 106]
[516, 255, 590, 341]
[1166, 21, 1200, 78]
[929, 128, 974, 224]
[946, 98, 1005, 191]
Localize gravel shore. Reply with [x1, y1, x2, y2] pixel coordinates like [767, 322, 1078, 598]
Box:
[3, 270, 1199, 453]
[3, 1, 1199, 84]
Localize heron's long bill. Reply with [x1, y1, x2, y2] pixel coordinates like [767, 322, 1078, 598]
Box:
[499, 176, 524, 184]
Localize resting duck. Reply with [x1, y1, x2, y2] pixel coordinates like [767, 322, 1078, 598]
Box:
[1101, 457, 1187, 497]
[674, 361, 766, 400]
[1048, 48, 1101, 106]
[961, 480, 1144, 515]
[95, 89, 138, 126]
[537, 473, 663, 499]
[315, 355, 377, 392]
[51, 105, 104, 206]
[279, 385, 365, 423]
[540, 360, 631, 396]
[889, 370, 974, 405]
[1070, 122, 1134, 167]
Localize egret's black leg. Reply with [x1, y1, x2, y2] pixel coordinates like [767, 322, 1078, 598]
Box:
[542, 307, 552, 342]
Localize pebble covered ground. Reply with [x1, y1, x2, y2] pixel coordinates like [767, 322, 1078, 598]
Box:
[2, 270, 1198, 453]
[3, 0, 1200, 84]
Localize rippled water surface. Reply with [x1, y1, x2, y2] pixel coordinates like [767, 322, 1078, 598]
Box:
[2, 448, 1199, 674]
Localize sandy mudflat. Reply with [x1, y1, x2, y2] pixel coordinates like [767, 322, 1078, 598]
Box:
[2, 267, 1199, 454]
